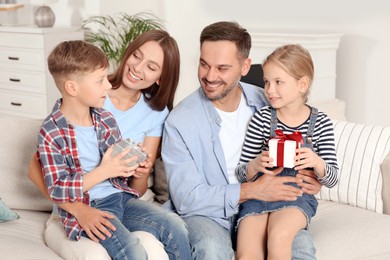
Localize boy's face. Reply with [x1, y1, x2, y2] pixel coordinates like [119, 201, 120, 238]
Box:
[76, 67, 112, 108]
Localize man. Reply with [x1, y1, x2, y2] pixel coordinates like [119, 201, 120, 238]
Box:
[162, 21, 321, 259]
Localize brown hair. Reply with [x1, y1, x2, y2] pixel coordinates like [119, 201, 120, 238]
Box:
[48, 40, 109, 90]
[263, 44, 314, 102]
[200, 21, 251, 60]
[108, 30, 180, 111]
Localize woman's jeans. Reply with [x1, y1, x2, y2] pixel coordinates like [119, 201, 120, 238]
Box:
[82, 192, 191, 260]
[184, 215, 316, 260]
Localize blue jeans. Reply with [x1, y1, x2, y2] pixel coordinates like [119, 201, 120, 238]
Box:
[82, 192, 191, 260]
[184, 215, 316, 260]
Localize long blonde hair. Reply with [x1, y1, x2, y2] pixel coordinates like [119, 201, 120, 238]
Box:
[263, 44, 314, 102]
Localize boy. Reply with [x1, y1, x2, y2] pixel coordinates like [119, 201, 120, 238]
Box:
[37, 40, 189, 259]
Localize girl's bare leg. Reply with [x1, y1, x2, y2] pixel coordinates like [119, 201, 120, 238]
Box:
[236, 214, 268, 260]
[267, 208, 307, 260]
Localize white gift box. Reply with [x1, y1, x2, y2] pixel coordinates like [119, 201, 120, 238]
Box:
[268, 138, 300, 168]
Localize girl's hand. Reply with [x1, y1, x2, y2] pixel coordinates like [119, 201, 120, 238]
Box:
[294, 147, 325, 177]
[248, 150, 283, 177]
[100, 145, 139, 178]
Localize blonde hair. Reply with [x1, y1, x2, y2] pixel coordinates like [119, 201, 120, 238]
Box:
[48, 40, 109, 91]
[263, 44, 314, 102]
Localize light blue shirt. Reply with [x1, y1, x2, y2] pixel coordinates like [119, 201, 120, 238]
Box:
[162, 82, 268, 230]
[74, 125, 121, 200]
[104, 94, 169, 143]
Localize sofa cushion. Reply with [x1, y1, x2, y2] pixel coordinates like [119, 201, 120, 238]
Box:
[0, 117, 52, 211]
[312, 200, 390, 259]
[316, 120, 390, 213]
[308, 98, 346, 121]
[0, 209, 61, 259]
[152, 157, 169, 204]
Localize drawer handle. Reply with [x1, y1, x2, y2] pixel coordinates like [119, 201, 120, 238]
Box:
[9, 78, 21, 82]
[8, 56, 20, 61]
[11, 102, 22, 107]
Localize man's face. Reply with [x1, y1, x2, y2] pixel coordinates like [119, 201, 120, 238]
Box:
[198, 40, 250, 101]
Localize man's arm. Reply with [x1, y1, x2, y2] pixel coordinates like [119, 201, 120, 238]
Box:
[162, 118, 240, 218]
[239, 174, 304, 204]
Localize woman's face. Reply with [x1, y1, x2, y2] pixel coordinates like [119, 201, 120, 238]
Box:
[122, 41, 164, 90]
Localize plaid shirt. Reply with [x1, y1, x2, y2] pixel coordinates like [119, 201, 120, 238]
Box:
[37, 99, 140, 240]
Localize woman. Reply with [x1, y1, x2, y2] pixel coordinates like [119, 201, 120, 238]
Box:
[28, 30, 184, 260]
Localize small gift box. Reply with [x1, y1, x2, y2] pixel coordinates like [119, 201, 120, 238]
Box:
[268, 130, 303, 168]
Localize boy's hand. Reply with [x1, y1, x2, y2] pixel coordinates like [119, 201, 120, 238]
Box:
[72, 203, 116, 243]
[100, 145, 139, 178]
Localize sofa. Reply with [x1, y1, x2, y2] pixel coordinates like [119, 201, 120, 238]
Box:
[1, 99, 390, 259]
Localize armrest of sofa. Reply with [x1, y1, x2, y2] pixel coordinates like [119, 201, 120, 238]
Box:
[316, 120, 390, 214]
[381, 152, 390, 215]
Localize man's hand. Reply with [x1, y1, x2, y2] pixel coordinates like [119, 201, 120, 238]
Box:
[240, 174, 303, 203]
[296, 169, 322, 195]
[70, 203, 116, 243]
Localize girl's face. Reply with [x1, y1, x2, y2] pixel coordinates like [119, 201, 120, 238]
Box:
[122, 41, 164, 90]
[263, 61, 307, 109]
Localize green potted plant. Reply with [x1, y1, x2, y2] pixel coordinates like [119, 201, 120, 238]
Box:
[82, 12, 165, 69]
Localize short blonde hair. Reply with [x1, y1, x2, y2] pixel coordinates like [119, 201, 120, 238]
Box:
[263, 44, 314, 102]
[48, 40, 109, 91]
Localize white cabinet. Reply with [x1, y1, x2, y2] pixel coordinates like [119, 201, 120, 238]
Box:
[0, 26, 84, 119]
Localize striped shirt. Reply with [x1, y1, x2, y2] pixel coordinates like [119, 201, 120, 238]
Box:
[37, 99, 140, 240]
[235, 106, 338, 188]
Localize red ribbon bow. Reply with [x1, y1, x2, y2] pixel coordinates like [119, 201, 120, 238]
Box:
[272, 130, 304, 167]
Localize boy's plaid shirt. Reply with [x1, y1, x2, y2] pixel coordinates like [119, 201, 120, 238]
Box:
[37, 99, 140, 240]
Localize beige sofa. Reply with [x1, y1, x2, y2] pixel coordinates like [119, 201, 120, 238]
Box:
[1, 99, 390, 259]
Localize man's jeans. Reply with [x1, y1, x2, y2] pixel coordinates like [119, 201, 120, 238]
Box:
[83, 192, 191, 260]
[184, 215, 316, 260]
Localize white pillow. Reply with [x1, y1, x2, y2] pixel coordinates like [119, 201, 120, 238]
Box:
[308, 98, 346, 121]
[0, 117, 52, 211]
[316, 120, 390, 213]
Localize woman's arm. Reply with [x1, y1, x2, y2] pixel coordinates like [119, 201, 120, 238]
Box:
[28, 153, 50, 200]
[129, 136, 161, 195]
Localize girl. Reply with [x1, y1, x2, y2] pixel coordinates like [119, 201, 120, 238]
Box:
[235, 44, 339, 259]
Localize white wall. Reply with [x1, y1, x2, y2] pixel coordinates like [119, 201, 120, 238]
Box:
[16, 0, 390, 126]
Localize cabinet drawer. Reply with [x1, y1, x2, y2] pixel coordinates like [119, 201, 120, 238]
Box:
[0, 32, 43, 49]
[0, 70, 46, 94]
[0, 90, 47, 118]
[0, 48, 44, 71]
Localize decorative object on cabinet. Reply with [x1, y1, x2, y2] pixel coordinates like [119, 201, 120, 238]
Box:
[0, 3, 24, 26]
[82, 12, 164, 69]
[0, 26, 83, 119]
[31, 0, 57, 28]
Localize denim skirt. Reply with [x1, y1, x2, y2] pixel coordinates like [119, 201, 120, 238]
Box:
[236, 168, 318, 230]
